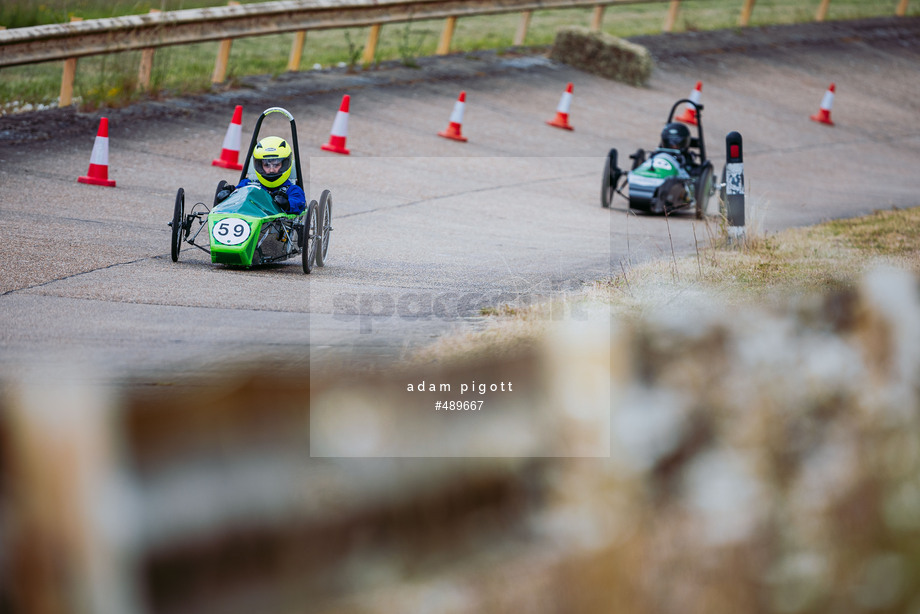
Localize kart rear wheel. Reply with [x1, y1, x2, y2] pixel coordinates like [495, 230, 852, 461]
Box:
[302, 200, 318, 274]
[601, 149, 618, 209]
[170, 188, 185, 262]
[695, 162, 714, 220]
[315, 189, 332, 267]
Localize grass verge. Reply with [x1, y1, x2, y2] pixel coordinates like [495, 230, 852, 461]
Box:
[409, 206, 920, 365]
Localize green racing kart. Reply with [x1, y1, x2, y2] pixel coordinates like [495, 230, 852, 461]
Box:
[168, 106, 332, 273]
[601, 98, 717, 219]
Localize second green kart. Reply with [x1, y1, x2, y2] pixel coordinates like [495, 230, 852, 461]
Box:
[601, 98, 717, 219]
[169, 106, 333, 273]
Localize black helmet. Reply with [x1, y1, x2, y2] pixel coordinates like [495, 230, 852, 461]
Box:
[660, 122, 691, 150]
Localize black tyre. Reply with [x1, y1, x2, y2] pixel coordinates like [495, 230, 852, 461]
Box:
[170, 188, 184, 262]
[214, 179, 230, 207]
[695, 162, 714, 220]
[302, 200, 318, 274]
[315, 189, 332, 267]
[601, 149, 618, 209]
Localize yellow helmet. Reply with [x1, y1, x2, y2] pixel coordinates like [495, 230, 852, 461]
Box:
[253, 136, 293, 188]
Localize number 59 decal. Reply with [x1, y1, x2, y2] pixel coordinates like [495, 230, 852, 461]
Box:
[212, 217, 251, 246]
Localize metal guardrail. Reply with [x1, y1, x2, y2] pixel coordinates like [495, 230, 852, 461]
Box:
[0, 0, 913, 104]
[0, 0, 664, 67]
[1, 0, 913, 68]
[0, 0, 680, 105]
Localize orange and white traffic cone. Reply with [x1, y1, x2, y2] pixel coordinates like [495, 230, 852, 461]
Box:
[546, 82, 575, 131]
[676, 81, 702, 125]
[321, 95, 351, 155]
[438, 91, 468, 142]
[810, 83, 835, 126]
[77, 117, 116, 187]
[212, 105, 244, 170]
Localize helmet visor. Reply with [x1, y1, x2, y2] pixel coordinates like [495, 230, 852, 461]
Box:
[259, 158, 284, 173]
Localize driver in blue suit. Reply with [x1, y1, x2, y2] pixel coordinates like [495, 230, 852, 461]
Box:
[216, 136, 306, 214]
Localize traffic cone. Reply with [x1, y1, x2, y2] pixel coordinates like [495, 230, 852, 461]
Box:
[546, 82, 574, 131]
[810, 83, 835, 126]
[321, 95, 351, 155]
[77, 117, 116, 187]
[438, 91, 468, 142]
[675, 81, 702, 125]
[212, 105, 244, 170]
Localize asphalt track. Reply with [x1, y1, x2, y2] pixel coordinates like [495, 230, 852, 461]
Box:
[1, 19, 919, 380]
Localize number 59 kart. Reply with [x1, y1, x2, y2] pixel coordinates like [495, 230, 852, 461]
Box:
[168, 106, 333, 274]
[601, 98, 717, 219]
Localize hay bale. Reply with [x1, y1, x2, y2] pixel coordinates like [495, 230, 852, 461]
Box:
[549, 26, 652, 86]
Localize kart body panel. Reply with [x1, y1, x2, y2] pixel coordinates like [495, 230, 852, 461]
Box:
[207, 185, 298, 267]
[627, 151, 692, 214]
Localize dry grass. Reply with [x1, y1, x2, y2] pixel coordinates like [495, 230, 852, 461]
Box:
[608, 205, 920, 304]
[694, 206, 920, 293]
[412, 206, 920, 363]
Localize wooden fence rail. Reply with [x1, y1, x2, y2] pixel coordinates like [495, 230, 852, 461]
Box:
[0, 0, 913, 104]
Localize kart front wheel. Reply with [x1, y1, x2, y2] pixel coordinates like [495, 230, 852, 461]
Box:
[316, 190, 332, 267]
[170, 187, 185, 262]
[695, 162, 714, 220]
[302, 200, 318, 274]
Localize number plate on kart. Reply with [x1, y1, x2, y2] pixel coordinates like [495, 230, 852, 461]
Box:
[212, 217, 252, 246]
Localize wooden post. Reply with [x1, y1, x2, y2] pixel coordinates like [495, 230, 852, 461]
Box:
[212, 1, 240, 84]
[739, 0, 756, 26]
[212, 39, 233, 83]
[137, 9, 160, 91]
[362, 24, 381, 66]
[815, 0, 831, 21]
[288, 30, 306, 71]
[60, 58, 78, 107]
[896, 0, 909, 16]
[138, 49, 155, 90]
[663, 0, 681, 32]
[59, 17, 83, 107]
[436, 16, 456, 55]
[514, 11, 532, 45]
[590, 5, 605, 31]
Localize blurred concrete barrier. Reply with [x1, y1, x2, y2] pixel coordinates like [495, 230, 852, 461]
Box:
[0, 361, 564, 613]
[3, 266, 920, 613]
[0, 410, 12, 612]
